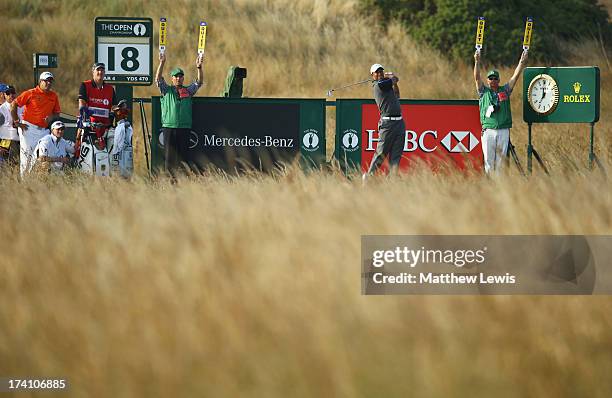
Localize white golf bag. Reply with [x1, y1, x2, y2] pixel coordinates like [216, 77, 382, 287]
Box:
[108, 120, 133, 178]
[77, 132, 111, 176]
[77, 120, 133, 177]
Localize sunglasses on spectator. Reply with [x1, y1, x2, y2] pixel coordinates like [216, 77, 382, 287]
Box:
[488, 76, 499, 81]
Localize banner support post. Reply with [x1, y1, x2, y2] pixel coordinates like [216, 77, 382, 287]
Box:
[527, 123, 533, 174]
[589, 122, 595, 170]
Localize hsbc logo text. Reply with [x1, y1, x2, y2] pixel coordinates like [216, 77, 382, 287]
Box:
[365, 130, 437, 152]
[365, 130, 479, 153]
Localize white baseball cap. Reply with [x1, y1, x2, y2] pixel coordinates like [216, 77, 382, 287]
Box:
[39, 71, 54, 81]
[50, 121, 65, 130]
[370, 63, 384, 74]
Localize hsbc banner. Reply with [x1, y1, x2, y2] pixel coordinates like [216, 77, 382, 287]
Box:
[335, 99, 483, 172]
[151, 97, 325, 172]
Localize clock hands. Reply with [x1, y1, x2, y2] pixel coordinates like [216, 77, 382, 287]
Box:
[529, 75, 558, 114]
[534, 86, 547, 106]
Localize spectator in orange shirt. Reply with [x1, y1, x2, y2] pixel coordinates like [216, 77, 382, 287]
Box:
[11, 71, 61, 176]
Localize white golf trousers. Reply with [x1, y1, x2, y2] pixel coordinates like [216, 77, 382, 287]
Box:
[482, 128, 509, 175]
[19, 122, 49, 177]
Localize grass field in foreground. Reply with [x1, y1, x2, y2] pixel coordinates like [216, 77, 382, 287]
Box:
[0, 165, 611, 397]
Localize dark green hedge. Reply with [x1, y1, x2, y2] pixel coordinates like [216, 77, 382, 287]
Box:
[359, 0, 611, 65]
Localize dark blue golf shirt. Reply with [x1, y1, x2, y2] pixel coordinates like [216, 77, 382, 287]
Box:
[373, 78, 401, 117]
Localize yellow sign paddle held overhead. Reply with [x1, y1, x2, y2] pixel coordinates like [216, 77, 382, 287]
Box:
[159, 17, 167, 54]
[198, 21, 207, 60]
[475, 16, 485, 54]
[523, 17, 533, 51]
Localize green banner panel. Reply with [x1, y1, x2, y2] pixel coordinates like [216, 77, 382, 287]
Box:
[334, 100, 363, 171]
[151, 97, 325, 172]
[523, 67, 600, 123]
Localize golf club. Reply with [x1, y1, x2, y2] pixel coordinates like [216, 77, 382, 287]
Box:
[326, 79, 373, 97]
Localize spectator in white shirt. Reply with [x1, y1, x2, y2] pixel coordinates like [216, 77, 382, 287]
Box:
[33, 120, 75, 173]
[0, 85, 23, 167]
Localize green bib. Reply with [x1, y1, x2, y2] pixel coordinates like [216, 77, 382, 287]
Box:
[161, 86, 193, 129]
[479, 85, 512, 129]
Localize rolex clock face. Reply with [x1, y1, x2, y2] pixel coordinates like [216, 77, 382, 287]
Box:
[528, 74, 560, 115]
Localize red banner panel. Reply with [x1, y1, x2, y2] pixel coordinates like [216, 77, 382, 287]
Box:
[361, 103, 483, 173]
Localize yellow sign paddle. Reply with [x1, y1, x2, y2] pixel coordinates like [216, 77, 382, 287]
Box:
[523, 17, 533, 51]
[475, 17, 485, 53]
[198, 21, 207, 59]
[159, 17, 167, 54]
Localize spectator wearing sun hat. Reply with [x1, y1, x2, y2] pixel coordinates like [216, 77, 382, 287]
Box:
[11, 71, 61, 176]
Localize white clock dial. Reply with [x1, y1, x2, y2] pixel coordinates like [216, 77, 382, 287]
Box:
[527, 74, 560, 115]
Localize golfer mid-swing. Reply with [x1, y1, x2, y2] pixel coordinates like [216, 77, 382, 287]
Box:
[363, 63, 405, 180]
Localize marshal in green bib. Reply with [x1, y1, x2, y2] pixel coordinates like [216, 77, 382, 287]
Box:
[479, 85, 513, 129]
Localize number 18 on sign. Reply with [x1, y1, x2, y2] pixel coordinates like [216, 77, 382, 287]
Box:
[95, 17, 153, 85]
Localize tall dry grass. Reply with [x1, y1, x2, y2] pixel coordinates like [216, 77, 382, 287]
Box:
[0, 166, 611, 396]
[1, 1, 612, 396]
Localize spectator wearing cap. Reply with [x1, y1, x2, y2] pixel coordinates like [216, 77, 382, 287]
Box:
[0, 85, 23, 166]
[474, 50, 528, 174]
[11, 71, 61, 176]
[77, 62, 117, 149]
[155, 51, 203, 176]
[363, 63, 405, 181]
[33, 120, 75, 174]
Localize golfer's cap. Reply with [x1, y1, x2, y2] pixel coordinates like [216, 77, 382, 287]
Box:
[39, 71, 54, 81]
[92, 62, 106, 70]
[170, 67, 184, 77]
[487, 69, 500, 79]
[50, 120, 65, 130]
[370, 63, 384, 74]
